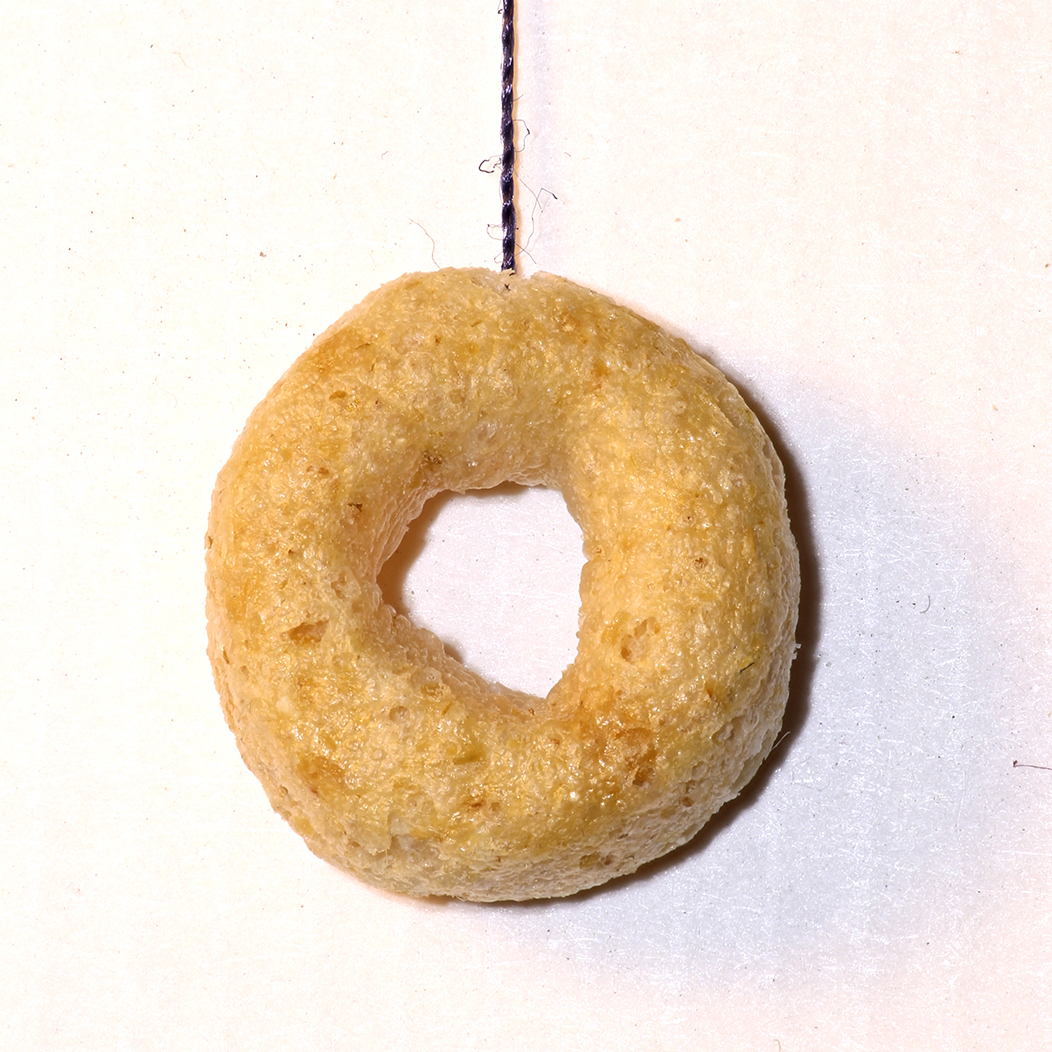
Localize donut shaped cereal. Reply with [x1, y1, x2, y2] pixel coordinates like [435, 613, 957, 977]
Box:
[206, 268, 799, 901]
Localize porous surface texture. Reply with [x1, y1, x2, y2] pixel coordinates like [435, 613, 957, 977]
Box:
[206, 268, 800, 901]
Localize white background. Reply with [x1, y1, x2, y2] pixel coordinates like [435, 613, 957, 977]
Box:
[3, 2, 1051, 1049]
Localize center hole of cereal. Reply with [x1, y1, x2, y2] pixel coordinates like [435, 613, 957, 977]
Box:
[377, 484, 584, 698]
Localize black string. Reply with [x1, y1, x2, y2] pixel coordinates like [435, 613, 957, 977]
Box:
[500, 0, 516, 273]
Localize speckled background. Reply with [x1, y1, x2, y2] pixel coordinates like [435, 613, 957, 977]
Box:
[4, 2, 1050, 1049]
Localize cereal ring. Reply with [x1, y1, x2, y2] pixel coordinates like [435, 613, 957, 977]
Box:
[206, 268, 799, 901]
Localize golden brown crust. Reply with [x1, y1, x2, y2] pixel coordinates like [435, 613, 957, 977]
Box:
[206, 268, 799, 901]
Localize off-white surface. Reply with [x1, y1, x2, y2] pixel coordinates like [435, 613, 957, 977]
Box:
[3, 1, 1050, 1048]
